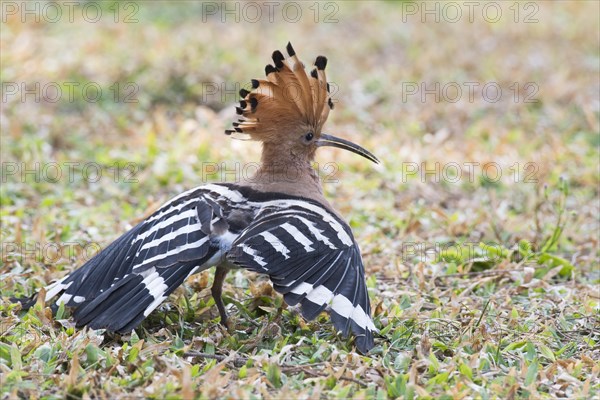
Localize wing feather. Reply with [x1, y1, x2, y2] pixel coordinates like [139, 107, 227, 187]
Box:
[44, 187, 228, 332]
[228, 205, 376, 353]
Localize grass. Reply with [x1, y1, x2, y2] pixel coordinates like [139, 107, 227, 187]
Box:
[1, 1, 599, 398]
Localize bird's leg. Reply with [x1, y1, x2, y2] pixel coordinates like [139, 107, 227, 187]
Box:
[211, 266, 230, 328]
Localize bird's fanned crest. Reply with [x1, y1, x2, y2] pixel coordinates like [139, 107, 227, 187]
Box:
[226, 42, 333, 142]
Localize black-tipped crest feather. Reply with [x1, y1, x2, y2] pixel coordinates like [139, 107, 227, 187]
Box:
[272, 50, 285, 69]
[265, 64, 277, 75]
[315, 56, 327, 70]
[286, 42, 296, 57]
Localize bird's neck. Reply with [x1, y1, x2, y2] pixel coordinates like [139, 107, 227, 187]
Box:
[244, 142, 329, 204]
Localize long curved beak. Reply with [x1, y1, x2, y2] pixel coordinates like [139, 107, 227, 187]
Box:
[316, 133, 380, 164]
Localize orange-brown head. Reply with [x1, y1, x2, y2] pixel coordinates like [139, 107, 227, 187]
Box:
[225, 42, 379, 165]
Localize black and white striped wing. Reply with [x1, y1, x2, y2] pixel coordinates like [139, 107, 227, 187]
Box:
[227, 203, 376, 353]
[44, 188, 225, 333]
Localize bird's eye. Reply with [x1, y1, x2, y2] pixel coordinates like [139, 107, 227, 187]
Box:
[305, 132, 314, 141]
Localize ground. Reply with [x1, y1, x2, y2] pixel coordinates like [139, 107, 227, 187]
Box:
[1, 1, 599, 399]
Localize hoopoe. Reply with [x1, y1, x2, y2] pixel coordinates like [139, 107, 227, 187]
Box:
[20, 43, 380, 353]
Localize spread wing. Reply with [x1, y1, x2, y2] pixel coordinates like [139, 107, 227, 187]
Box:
[227, 202, 376, 353]
[44, 187, 228, 333]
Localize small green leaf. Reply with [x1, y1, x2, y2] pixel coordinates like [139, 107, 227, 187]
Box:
[428, 352, 440, 374]
[130, 331, 140, 345]
[34, 345, 52, 363]
[105, 350, 114, 368]
[10, 344, 22, 371]
[537, 254, 574, 276]
[525, 360, 539, 386]
[459, 363, 473, 381]
[0, 343, 11, 363]
[428, 372, 449, 385]
[518, 239, 532, 256]
[479, 242, 510, 260]
[504, 341, 526, 351]
[85, 344, 99, 366]
[525, 341, 536, 361]
[56, 301, 66, 320]
[127, 346, 139, 363]
[538, 344, 556, 362]
[266, 363, 281, 388]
